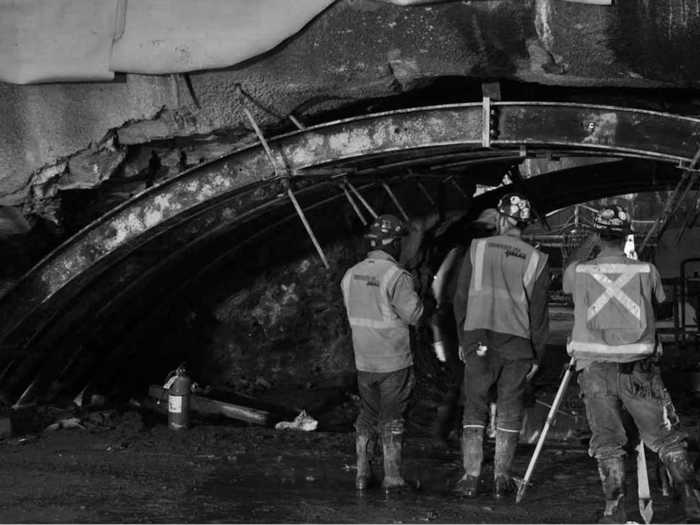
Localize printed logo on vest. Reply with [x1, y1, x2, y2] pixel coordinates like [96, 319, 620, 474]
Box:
[490, 242, 526, 260]
[354, 274, 380, 287]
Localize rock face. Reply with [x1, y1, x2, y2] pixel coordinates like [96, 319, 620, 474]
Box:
[183, 242, 362, 393]
[2, 0, 700, 229]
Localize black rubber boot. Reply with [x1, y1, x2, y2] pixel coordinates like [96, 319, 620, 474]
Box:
[663, 450, 700, 523]
[453, 427, 483, 498]
[597, 456, 626, 524]
[431, 404, 452, 447]
[355, 433, 376, 490]
[381, 423, 408, 492]
[494, 429, 519, 499]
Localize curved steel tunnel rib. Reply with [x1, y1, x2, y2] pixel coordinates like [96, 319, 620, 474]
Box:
[0, 102, 698, 386]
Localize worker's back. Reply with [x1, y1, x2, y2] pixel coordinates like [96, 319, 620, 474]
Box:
[564, 251, 664, 363]
[465, 234, 547, 340]
[341, 251, 414, 373]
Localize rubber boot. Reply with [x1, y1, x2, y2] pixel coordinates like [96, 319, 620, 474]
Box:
[494, 429, 519, 499]
[597, 456, 626, 524]
[381, 424, 408, 492]
[663, 450, 700, 522]
[355, 433, 376, 490]
[453, 427, 483, 497]
[431, 404, 452, 447]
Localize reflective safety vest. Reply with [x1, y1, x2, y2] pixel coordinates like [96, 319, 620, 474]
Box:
[465, 235, 547, 339]
[567, 258, 657, 362]
[341, 256, 413, 373]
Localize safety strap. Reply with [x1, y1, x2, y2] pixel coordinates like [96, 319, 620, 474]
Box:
[567, 340, 655, 356]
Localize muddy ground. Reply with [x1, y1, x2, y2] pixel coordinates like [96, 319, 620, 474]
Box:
[0, 421, 696, 523]
[0, 342, 698, 523]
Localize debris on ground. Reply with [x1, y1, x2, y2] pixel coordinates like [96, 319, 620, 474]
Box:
[274, 410, 318, 432]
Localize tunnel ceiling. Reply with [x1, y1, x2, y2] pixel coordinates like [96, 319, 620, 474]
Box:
[0, 100, 699, 406]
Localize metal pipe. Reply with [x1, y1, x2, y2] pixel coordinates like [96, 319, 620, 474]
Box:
[243, 108, 281, 177]
[382, 182, 410, 222]
[345, 180, 378, 219]
[245, 108, 330, 269]
[287, 188, 330, 269]
[340, 184, 367, 225]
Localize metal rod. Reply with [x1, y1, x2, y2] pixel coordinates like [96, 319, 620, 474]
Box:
[243, 108, 280, 177]
[416, 181, 436, 207]
[289, 114, 306, 130]
[640, 172, 691, 252]
[245, 107, 329, 269]
[516, 356, 576, 504]
[345, 180, 378, 219]
[287, 187, 330, 269]
[448, 177, 469, 198]
[340, 184, 367, 225]
[13, 377, 37, 409]
[0, 359, 15, 385]
[382, 182, 410, 222]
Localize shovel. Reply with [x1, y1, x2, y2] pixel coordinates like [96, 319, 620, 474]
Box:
[637, 441, 653, 524]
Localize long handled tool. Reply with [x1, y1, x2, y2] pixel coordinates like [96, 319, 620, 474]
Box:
[516, 356, 576, 504]
[637, 441, 654, 524]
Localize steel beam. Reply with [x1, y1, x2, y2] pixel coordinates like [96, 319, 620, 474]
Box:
[0, 102, 698, 363]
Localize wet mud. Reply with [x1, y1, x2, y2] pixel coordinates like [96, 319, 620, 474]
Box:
[0, 419, 694, 523]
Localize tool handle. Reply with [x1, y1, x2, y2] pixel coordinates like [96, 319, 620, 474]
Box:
[516, 356, 576, 503]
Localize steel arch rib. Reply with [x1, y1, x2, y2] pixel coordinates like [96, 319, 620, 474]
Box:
[0, 102, 699, 349]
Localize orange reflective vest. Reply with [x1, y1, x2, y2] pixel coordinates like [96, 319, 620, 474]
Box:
[465, 235, 548, 339]
[341, 252, 421, 372]
[566, 256, 661, 362]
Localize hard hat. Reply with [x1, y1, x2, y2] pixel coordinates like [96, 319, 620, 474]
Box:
[497, 193, 532, 224]
[593, 205, 632, 235]
[473, 208, 499, 228]
[365, 214, 409, 245]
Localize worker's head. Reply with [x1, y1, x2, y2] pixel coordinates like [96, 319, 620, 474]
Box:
[496, 193, 532, 234]
[471, 208, 499, 238]
[593, 205, 632, 246]
[365, 214, 409, 257]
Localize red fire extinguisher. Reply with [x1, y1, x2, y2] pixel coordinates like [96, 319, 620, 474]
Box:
[165, 364, 191, 430]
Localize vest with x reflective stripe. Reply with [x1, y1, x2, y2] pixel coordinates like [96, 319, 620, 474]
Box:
[567, 255, 661, 362]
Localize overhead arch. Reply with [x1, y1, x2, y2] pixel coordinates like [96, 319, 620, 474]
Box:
[0, 102, 698, 401]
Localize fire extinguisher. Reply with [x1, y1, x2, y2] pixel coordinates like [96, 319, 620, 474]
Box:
[165, 364, 191, 430]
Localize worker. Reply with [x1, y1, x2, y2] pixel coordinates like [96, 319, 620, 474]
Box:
[341, 214, 432, 492]
[429, 208, 499, 445]
[452, 193, 550, 499]
[563, 205, 700, 523]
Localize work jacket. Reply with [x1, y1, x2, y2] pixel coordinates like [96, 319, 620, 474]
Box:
[563, 249, 664, 364]
[464, 234, 548, 340]
[341, 250, 424, 373]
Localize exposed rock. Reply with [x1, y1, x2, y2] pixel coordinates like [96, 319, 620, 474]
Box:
[117, 107, 215, 145]
[63, 136, 126, 190]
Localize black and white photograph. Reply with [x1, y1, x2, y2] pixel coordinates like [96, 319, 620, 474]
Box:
[0, 0, 699, 523]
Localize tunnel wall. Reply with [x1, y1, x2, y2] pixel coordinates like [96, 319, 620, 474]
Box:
[3, 0, 700, 209]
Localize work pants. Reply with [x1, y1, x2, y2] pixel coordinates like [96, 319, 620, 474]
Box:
[462, 350, 532, 433]
[578, 360, 687, 460]
[355, 366, 415, 436]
